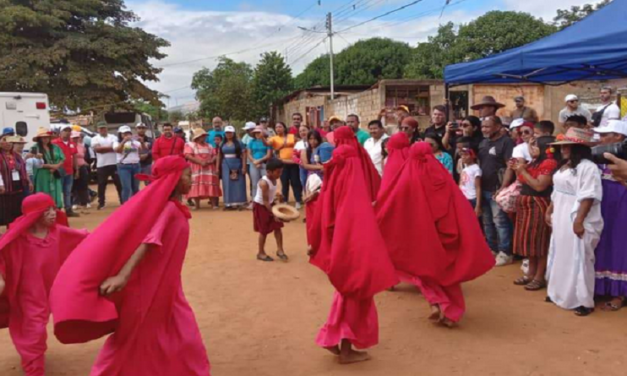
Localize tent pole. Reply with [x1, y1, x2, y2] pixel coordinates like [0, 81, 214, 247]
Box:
[444, 83, 450, 122]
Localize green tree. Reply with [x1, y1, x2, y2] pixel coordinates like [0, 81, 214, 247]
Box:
[168, 110, 184, 124]
[0, 0, 169, 112]
[252, 51, 293, 117]
[553, 0, 611, 29]
[404, 12, 556, 79]
[131, 100, 168, 122]
[294, 38, 412, 88]
[192, 57, 254, 121]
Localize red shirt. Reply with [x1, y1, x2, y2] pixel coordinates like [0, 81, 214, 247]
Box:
[152, 135, 185, 161]
[288, 126, 299, 135]
[52, 138, 77, 173]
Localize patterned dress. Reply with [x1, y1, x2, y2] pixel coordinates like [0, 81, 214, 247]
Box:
[184, 142, 221, 199]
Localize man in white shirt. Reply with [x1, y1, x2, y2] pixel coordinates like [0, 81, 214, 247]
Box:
[91, 122, 122, 209]
[509, 119, 533, 162]
[558, 94, 592, 126]
[364, 120, 389, 176]
[594, 86, 621, 128]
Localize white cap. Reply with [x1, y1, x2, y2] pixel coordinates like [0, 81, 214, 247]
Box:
[60, 124, 72, 130]
[594, 120, 627, 136]
[565, 94, 578, 102]
[224, 125, 236, 133]
[118, 125, 132, 134]
[509, 118, 525, 129]
[136, 122, 147, 128]
[243, 121, 256, 131]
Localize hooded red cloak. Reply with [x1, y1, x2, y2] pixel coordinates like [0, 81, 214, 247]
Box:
[309, 145, 398, 300]
[333, 126, 381, 202]
[380, 132, 409, 195]
[376, 142, 494, 287]
[50, 156, 191, 344]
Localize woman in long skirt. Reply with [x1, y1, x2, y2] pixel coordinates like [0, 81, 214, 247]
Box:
[546, 129, 603, 316]
[511, 136, 557, 291]
[217, 126, 247, 210]
[0, 135, 30, 228]
[185, 128, 221, 210]
[31, 128, 65, 208]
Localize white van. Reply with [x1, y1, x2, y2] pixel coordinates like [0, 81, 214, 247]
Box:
[0, 92, 51, 149]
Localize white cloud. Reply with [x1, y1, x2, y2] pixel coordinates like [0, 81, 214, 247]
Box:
[502, 0, 594, 21]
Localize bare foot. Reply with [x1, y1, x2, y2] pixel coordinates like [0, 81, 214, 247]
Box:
[339, 349, 371, 364]
[439, 317, 456, 328]
[324, 346, 340, 355]
[428, 305, 441, 321]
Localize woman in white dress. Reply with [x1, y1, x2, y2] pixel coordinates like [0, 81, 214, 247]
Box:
[545, 128, 603, 316]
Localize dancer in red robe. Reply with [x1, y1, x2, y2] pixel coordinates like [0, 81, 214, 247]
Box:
[332, 126, 381, 201]
[0, 193, 87, 376]
[309, 145, 398, 364]
[50, 156, 211, 376]
[376, 142, 494, 326]
[380, 132, 410, 194]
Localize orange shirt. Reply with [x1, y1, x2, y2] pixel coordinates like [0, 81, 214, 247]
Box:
[269, 134, 296, 161]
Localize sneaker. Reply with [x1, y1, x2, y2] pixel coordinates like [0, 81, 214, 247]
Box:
[86, 203, 92, 209]
[72, 205, 78, 211]
[295, 202, 302, 210]
[495, 252, 514, 267]
[521, 259, 530, 274]
[97, 204, 106, 210]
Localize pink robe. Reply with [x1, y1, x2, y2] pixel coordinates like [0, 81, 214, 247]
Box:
[316, 292, 378, 349]
[0, 226, 88, 376]
[397, 271, 465, 323]
[90, 201, 210, 376]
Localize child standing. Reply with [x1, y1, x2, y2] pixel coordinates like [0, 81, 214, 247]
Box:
[458, 147, 482, 217]
[253, 158, 287, 262]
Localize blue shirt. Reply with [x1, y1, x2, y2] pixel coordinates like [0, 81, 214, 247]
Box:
[247, 139, 272, 161]
[206, 130, 225, 147]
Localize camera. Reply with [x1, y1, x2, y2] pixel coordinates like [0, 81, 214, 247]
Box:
[592, 140, 627, 165]
[450, 122, 460, 130]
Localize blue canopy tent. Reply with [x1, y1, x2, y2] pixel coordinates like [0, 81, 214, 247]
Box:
[444, 0, 627, 87]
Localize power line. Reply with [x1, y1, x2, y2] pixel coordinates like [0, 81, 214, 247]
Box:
[335, 0, 425, 33]
[289, 36, 328, 66]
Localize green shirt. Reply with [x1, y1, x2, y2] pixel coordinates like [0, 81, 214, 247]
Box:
[356, 129, 370, 146]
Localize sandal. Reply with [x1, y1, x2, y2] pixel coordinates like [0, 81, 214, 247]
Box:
[257, 254, 274, 262]
[513, 276, 532, 286]
[524, 279, 546, 291]
[574, 306, 594, 317]
[602, 297, 625, 312]
[276, 251, 289, 261]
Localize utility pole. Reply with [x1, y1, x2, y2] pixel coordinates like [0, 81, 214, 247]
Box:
[326, 12, 335, 100]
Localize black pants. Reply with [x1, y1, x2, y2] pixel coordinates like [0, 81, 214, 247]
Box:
[97, 165, 122, 206]
[72, 165, 91, 206]
[280, 164, 302, 204]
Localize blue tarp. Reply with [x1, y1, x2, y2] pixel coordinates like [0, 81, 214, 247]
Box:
[444, 0, 627, 86]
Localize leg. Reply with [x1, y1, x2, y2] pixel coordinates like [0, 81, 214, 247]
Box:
[289, 165, 303, 204]
[492, 201, 513, 256]
[257, 233, 273, 261]
[339, 339, 371, 364]
[130, 165, 140, 197]
[9, 312, 49, 376]
[117, 165, 131, 204]
[481, 192, 498, 253]
[110, 166, 123, 203]
[249, 164, 261, 199]
[280, 166, 290, 203]
[96, 167, 107, 208]
[274, 228, 288, 261]
[62, 174, 74, 213]
[194, 198, 201, 210]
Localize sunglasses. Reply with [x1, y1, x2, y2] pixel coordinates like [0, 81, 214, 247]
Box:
[521, 130, 532, 135]
[568, 100, 578, 103]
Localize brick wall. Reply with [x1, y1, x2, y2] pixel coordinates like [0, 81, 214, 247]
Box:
[327, 88, 382, 127]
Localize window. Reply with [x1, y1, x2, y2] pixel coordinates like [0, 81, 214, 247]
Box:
[15, 121, 28, 137]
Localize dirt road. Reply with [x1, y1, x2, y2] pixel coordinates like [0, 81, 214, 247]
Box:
[1, 199, 626, 376]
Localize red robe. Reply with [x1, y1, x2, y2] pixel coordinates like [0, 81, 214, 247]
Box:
[309, 145, 398, 349]
[375, 142, 494, 322]
[380, 132, 409, 195]
[0, 193, 86, 376]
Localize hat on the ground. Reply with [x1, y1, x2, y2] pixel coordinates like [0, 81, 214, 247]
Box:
[594, 120, 627, 137]
[70, 131, 81, 139]
[2, 127, 15, 136]
[243, 121, 256, 131]
[565, 94, 579, 102]
[272, 203, 300, 222]
[551, 128, 596, 146]
[514, 96, 525, 102]
[33, 127, 52, 141]
[118, 125, 132, 134]
[471, 96, 505, 110]
[192, 127, 207, 141]
[224, 125, 236, 133]
[136, 122, 147, 128]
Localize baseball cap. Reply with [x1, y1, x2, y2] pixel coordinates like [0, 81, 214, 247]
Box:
[259, 117, 269, 123]
[2, 127, 14, 136]
[514, 96, 525, 102]
[97, 121, 108, 128]
[173, 127, 183, 133]
[509, 118, 525, 129]
[243, 121, 256, 131]
[118, 125, 132, 134]
[136, 122, 147, 128]
[565, 94, 579, 102]
[224, 125, 236, 133]
[594, 120, 627, 137]
[60, 124, 73, 131]
[70, 131, 81, 138]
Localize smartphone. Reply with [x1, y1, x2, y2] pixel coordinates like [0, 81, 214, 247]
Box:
[450, 122, 460, 130]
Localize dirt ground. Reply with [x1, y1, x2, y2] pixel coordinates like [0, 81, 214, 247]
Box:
[1, 191, 627, 376]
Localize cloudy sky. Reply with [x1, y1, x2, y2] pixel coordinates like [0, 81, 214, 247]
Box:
[126, 0, 593, 109]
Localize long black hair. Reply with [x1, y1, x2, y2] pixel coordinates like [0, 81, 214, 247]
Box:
[558, 144, 592, 172]
[528, 136, 555, 168]
[425, 134, 444, 152]
[306, 130, 323, 163]
[220, 130, 242, 158]
[36, 138, 53, 164]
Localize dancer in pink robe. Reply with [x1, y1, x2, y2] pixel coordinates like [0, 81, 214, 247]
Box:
[0, 193, 87, 376]
[50, 156, 211, 376]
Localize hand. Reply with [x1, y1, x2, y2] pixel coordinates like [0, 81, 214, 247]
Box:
[511, 159, 527, 173]
[573, 221, 585, 239]
[0, 277, 5, 296]
[445, 122, 455, 133]
[124, 135, 132, 142]
[99, 275, 129, 296]
[29, 183, 34, 192]
[604, 153, 627, 182]
[36, 153, 43, 159]
[0, 186, 5, 194]
[474, 206, 482, 217]
[242, 168, 247, 176]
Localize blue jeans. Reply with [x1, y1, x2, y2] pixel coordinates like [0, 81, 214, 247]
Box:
[299, 166, 308, 192]
[481, 191, 513, 255]
[140, 164, 152, 187]
[61, 173, 73, 211]
[117, 164, 140, 204]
